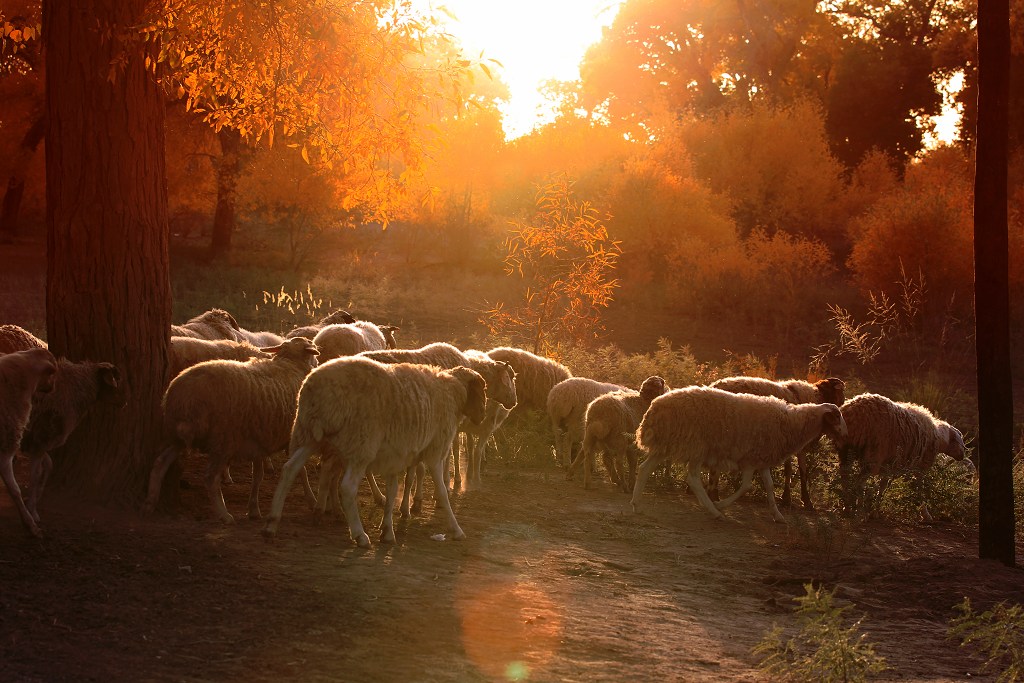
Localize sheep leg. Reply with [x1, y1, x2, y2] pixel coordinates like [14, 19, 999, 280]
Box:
[781, 457, 794, 508]
[684, 467, 727, 521]
[412, 462, 426, 513]
[630, 456, 661, 513]
[263, 444, 315, 537]
[713, 469, 753, 510]
[1, 451, 43, 538]
[566, 445, 586, 481]
[797, 450, 815, 511]
[300, 465, 317, 510]
[705, 468, 721, 502]
[328, 462, 345, 518]
[625, 448, 640, 493]
[400, 466, 415, 519]
[27, 451, 53, 524]
[760, 469, 787, 523]
[314, 460, 333, 521]
[366, 473, 387, 507]
[379, 475, 401, 544]
[205, 462, 234, 524]
[143, 445, 180, 514]
[426, 457, 465, 541]
[452, 436, 462, 494]
[247, 456, 265, 520]
[340, 465, 371, 548]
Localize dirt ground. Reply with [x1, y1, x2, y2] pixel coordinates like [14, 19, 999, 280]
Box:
[2, 452, 1022, 683]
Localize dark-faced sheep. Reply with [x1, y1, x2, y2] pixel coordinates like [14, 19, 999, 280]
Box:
[835, 393, 967, 520]
[143, 337, 319, 523]
[568, 376, 668, 492]
[0, 348, 58, 537]
[284, 309, 356, 340]
[262, 357, 487, 548]
[708, 376, 845, 509]
[631, 386, 846, 523]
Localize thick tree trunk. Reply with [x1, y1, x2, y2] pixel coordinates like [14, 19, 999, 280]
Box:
[44, 0, 171, 503]
[974, 0, 1016, 566]
[210, 127, 242, 256]
[0, 111, 46, 242]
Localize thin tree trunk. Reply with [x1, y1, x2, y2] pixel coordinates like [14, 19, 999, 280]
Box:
[44, 0, 171, 503]
[210, 127, 242, 256]
[0, 111, 46, 241]
[974, 0, 1016, 566]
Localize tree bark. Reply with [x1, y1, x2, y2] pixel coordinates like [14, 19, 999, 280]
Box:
[44, 0, 171, 503]
[974, 0, 1016, 566]
[0, 111, 46, 241]
[210, 127, 242, 256]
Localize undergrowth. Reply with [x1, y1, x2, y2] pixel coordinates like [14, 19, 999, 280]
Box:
[950, 597, 1024, 682]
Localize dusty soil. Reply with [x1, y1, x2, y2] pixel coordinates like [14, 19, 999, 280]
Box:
[1, 455, 1022, 683]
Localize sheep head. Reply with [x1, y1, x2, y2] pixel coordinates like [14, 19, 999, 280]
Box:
[820, 403, 847, 441]
[263, 337, 320, 369]
[939, 423, 967, 461]
[380, 325, 400, 349]
[451, 366, 487, 425]
[638, 376, 668, 402]
[22, 348, 58, 394]
[97, 362, 127, 407]
[814, 377, 846, 406]
[320, 309, 356, 326]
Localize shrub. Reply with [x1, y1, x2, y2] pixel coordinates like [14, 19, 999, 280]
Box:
[950, 597, 1024, 682]
[755, 583, 888, 682]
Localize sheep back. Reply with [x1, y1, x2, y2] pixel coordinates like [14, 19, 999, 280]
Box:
[0, 325, 47, 354]
[0, 348, 58, 454]
[360, 342, 467, 369]
[314, 321, 396, 360]
[547, 377, 624, 432]
[170, 308, 242, 341]
[169, 337, 269, 378]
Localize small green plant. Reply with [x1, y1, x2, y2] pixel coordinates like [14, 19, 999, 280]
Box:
[949, 597, 1024, 682]
[754, 583, 888, 682]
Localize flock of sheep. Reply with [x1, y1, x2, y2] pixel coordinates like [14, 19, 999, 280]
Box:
[0, 307, 970, 546]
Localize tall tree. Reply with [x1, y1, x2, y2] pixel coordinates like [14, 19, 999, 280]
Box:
[44, 0, 171, 500]
[974, 0, 1016, 565]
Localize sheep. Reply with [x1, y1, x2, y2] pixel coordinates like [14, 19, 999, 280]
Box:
[568, 376, 668, 492]
[630, 386, 847, 523]
[19, 359, 125, 526]
[0, 348, 58, 537]
[284, 309, 356, 339]
[834, 393, 967, 520]
[169, 337, 270, 379]
[143, 337, 320, 523]
[0, 324, 46, 354]
[312, 321, 400, 361]
[262, 357, 487, 548]
[234, 328, 286, 348]
[485, 346, 571, 413]
[454, 350, 518, 489]
[170, 308, 242, 341]
[547, 377, 625, 468]
[708, 376, 846, 509]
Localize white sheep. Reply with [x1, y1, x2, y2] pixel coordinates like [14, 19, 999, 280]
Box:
[568, 376, 668, 491]
[454, 349, 518, 489]
[0, 347, 58, 537]
[485, 346, 571, 413]
[143, 337, 320, 523]
[312, 321, 399, 361]
[262, 357, 487, 548]
[169, 337, 269, 379]
[0, 324, 46, 354]
[170, 308, 243, 341]
[547, 377, 625, 468]
[234, 328, 286, 348]
[630, 386, 847, 523]
[19, 359, 124, 526]
[285, 309, 356, 340]
[708, 375, 846, 509]
[835, 393, 967, 519]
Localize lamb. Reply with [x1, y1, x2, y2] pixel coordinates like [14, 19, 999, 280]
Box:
[19, 359, 125, 526]
[708, 376, 846, 509]
[630, 386, 847, 523]
[262, 357, 487, 548]
[0, 348, 58, 537]
[835, 393, 967, 520]
[284, 309, 356, 339]
[312, 321, 399, 361]
[143, 337, 320, 523]
[0, 324, 46, 353]
[169, 337, 269, 379]
[547, 377, 625, 468]
[170, 308, 243, 341]
[485, 347, 571, 413]
[568, 376, 668, 492]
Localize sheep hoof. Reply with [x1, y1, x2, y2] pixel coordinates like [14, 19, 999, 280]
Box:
[141, 501, 156, 516]
[28, 524, 44, 539]
[355, 533, 372, 549]
[261, 522, 278, 539]
[772, 512, 788, 524]
[220, 514, 236, 524]
[411, 501, 422, 514]
[450, 528, 466, 541]
[380, 530, 396, 544]
[248, 510, 262, 521]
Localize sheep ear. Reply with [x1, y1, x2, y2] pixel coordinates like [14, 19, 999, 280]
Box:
[260, 344, 283, 354]
[99, 363, 121, 388]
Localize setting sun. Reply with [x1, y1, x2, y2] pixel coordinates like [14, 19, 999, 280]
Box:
[415, 0, 622, 139]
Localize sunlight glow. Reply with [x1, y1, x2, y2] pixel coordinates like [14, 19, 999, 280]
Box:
[416, 0, 623, 139]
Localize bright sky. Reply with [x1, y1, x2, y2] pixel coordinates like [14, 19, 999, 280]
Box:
[418, 0, 623, 139]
